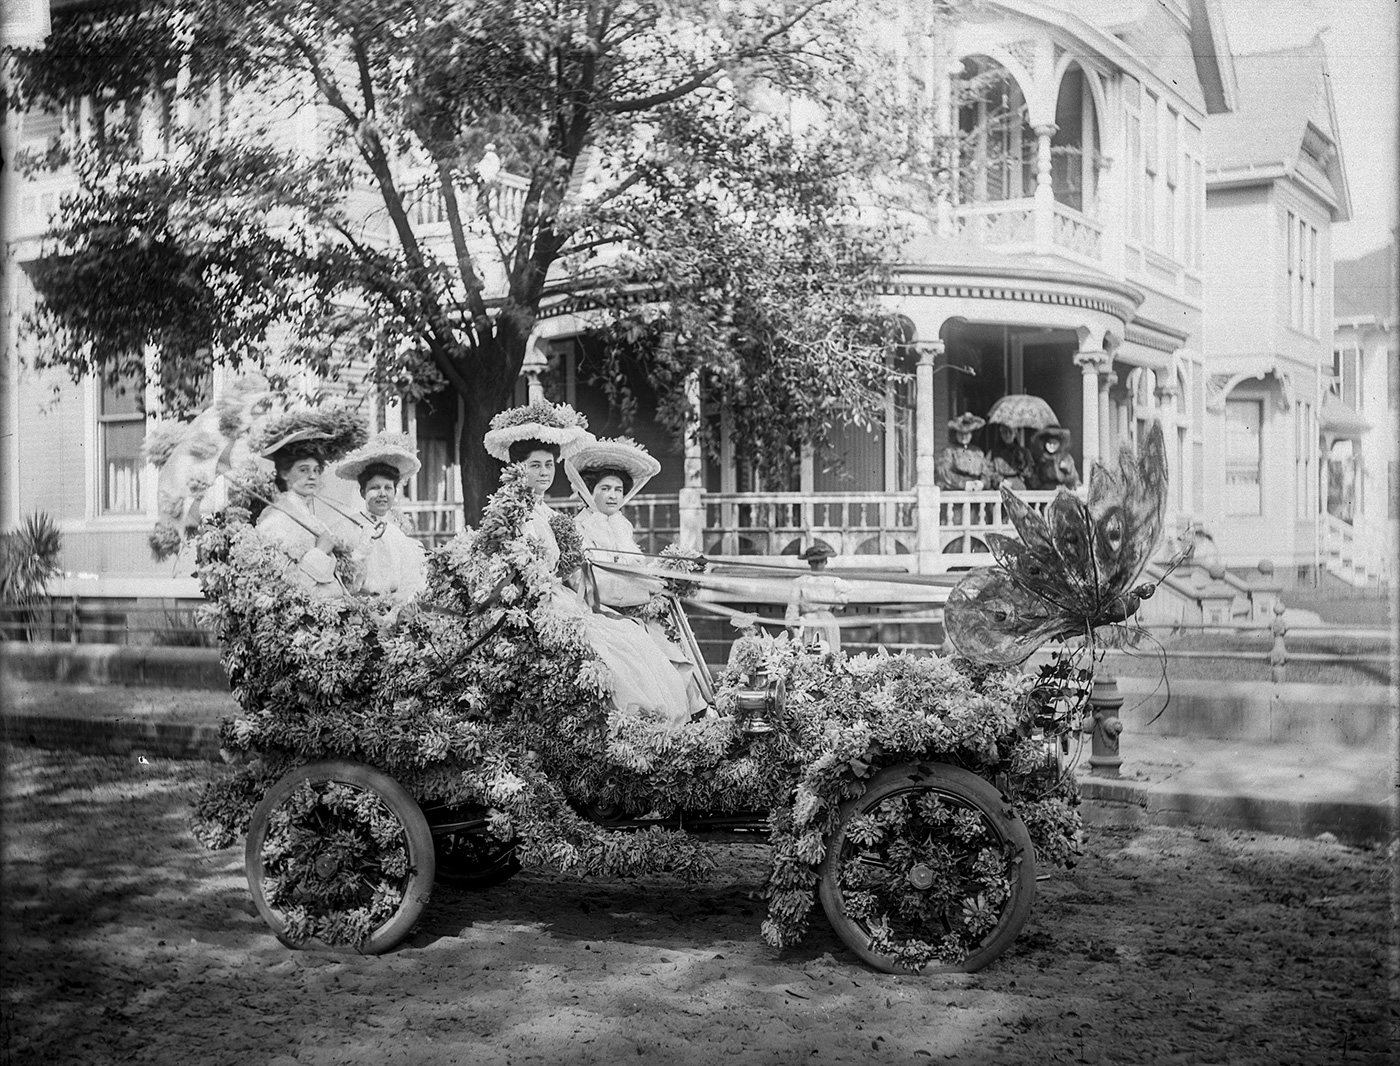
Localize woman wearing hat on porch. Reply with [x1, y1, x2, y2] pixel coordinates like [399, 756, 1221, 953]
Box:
[256, 426, 365, 599]
[784, 542, 850, 651]
[936, 412, 991, 491]
[484, 405, 693, 727]
[334, 432, 427, 607]
[566, 436, 708, 718]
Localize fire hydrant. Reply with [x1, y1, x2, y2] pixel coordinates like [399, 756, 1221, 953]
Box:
[1082, 672, 1124, 778]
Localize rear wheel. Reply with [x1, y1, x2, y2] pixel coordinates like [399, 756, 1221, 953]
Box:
[245, 761, 435, 954]
[818, 762, 1036, 974]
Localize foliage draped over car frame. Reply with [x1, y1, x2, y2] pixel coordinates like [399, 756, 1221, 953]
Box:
[5, 0, 958, 516]
[193, 460, 1079, 961]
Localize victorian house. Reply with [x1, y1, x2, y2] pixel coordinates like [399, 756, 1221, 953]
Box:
[1329, 242, 1398, 587]
[1, 0, 1358, 610]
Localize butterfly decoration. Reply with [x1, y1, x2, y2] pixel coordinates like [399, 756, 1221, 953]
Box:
[945, 422, 1183, 666]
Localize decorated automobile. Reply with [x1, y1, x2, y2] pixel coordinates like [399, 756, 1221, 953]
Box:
[172, 399, 1174, 974]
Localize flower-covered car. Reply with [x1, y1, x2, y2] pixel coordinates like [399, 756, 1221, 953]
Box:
[193, 424, 1175, 973]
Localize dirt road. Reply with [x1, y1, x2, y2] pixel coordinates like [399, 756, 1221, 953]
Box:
[2, 748, 1395, 1065]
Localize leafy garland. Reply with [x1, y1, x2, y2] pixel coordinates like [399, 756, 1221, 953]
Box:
[245, 405, 369, 465]
[194, 463, 1080, 963]
[260, 781, 411, 946]
[487, 399, 588, 433]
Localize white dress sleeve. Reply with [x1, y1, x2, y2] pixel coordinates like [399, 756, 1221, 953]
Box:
[257, 499, 338, 585]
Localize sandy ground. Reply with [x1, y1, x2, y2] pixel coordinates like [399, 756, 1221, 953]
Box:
[2, 747, 1396, 1066]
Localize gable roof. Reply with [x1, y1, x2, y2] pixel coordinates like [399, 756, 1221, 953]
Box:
[1334, 244, 1397, 323]
[1205, 36, 1351, 220]
[1187, 0, 1238, 114]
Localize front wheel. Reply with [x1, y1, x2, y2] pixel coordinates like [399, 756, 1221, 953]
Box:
[245, 761, 435, 954]
[818, 762, 1036, 974]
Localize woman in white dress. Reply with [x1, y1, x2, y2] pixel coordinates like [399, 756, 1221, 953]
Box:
[565, 437, 708, 716]
[483, 408, 692, 727]
[334, 433, 427, 608]
[255, 428, 363, 599]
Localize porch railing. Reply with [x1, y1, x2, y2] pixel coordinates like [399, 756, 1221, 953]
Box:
[936, 490, 1058, 562]
[399, 493, 680, 556]
[702, 493, 917, 558]
[1323, 512, 1392, 586]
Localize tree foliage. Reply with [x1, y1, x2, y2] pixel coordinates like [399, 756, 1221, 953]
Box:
[5, 0, 953, 516]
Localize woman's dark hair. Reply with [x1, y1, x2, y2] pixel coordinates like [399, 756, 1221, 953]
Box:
[506, 438, 561, 464]
[357, 462, 402, 493]
[581, 466, 633, 495]
[272, 445, 323, 493]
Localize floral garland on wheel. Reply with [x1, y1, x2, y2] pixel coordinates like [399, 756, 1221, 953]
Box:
[713, 630, 1082, 962]
[261, 781, 412, 946]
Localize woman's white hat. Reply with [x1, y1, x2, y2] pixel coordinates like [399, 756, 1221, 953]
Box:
[482, 401, 590, 462]
[565, 436, 661, 509]
[334, 431, 422, 484]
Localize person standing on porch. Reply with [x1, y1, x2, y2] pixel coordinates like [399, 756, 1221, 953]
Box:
[785, 543, 850, 651]
[936, 413, 991, 491]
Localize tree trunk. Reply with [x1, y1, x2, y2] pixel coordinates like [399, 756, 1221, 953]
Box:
[454, 318, 533, 525]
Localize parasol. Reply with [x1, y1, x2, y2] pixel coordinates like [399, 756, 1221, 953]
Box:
[986, 394, 1059, 430]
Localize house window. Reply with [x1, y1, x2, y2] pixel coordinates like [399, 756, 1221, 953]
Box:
[1288, 211, 1319, 334]
[1333, 347, 1360, 410]
[1162, 106, 1178, 258]
[1225, 397, 1263, 515]
[1295, 399, 1314, 520]
[98, 373, 146, 514]
[1124, 78, 1142, 241]
[1142, 92, 1157, 249]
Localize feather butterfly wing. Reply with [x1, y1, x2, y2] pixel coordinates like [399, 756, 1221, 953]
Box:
[946, 423, 1170, 665]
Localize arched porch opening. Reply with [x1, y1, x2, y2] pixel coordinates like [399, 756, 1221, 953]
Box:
[954, 56, 1035, 206]
[1051, 62, 1100, 215]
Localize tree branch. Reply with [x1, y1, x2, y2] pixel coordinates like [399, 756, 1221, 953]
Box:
[433, 160, 493, 327]
[600, 1, 829, 115]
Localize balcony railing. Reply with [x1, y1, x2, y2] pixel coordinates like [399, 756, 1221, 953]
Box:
[1051, 202, 1102, 260]
[951, 197, 1103, 263]
[951, 197, 1035, 246]
[407, 172, 530, 233]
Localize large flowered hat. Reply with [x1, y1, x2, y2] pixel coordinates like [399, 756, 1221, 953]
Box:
[247, 405, 369, 464]
[564, 435, 661, 508]
[334, 431, 422, 484]
[482, 400, 589, 461]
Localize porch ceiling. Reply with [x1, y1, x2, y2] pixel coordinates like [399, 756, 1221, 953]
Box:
[882, 250, 1143, 348]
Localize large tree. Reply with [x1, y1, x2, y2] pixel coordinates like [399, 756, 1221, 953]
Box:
[5, 0, 950, 518]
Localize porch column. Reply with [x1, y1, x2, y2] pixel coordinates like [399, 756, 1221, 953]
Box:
[1099, 367, 1113, 463]
[1155, 370, 1181, 519]
[677, 371, 705, 554]
[1033, 123, 1057, 254]
[915, 340, 944, 575]
[934, 59, 957, 238]
[1074, 349, 1109, 471]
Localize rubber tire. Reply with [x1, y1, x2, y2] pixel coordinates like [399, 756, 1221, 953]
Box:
[818, 761, 1037, 974]
[245, 760, 436, 954]
[433, 831, 521, 891]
